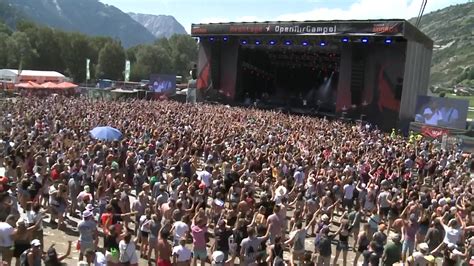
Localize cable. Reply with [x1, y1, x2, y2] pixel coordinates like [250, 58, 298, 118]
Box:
[416, 0, 428, 27]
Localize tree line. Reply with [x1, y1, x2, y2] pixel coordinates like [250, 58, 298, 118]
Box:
[0, 20, 198, 83]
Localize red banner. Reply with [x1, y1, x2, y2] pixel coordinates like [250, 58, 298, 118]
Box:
[421, 125, 449, 138]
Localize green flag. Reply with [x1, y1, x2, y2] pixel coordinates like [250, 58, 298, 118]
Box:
[86, 58, 90, 80]
[124, 60, 130, 82]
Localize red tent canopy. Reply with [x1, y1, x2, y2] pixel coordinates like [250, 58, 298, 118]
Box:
[40, 82, 59, 89]
[56, 82, 78, 89]
[14, 81, 41, 89]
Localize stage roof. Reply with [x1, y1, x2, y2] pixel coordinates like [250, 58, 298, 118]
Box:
[191, 19, 433, 48]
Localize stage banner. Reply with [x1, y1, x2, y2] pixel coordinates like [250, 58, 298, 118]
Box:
[421, 125, 449, 138]
[192, 21, 404, 36]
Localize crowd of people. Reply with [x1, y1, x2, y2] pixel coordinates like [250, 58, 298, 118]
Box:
[0, 96, 473, 266]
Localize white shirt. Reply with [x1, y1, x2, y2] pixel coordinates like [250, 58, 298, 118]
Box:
[197, 170, 212, 187]
[343, 184, 354, 200]
[172, 245, 192, 262]
[173, 221, 189, 241]
[443, 225, 461, 245]
[139, 216, 151, 233]
[0, 222, 14, 247]
[423, 108, 441, 125]
[94, 252, 107, 266]
[118, 240, 138, 264]
[293, 171, 304, 186]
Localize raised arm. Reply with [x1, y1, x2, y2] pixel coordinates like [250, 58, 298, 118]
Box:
[58, 241, 72, 261]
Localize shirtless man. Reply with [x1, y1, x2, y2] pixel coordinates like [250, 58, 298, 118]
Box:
[157, 228, 172, 266]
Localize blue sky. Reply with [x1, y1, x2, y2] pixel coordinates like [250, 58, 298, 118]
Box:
[100, 0, 468, 33]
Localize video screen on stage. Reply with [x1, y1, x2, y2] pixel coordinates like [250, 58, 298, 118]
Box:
[414, 96, 469, 129]
[149, 74, 176, 95]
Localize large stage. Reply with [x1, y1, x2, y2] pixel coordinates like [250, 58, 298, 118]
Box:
[191, 20, 433, 131]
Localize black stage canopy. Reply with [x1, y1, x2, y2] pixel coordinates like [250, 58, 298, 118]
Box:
[191, 19, 432, 48]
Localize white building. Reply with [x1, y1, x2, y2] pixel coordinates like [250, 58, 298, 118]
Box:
[0, 69, 66, 85]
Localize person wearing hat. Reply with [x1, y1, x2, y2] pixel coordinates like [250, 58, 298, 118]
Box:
[381, 234, 402, 266]
[77, 210, 98, 261]
[77, 185, 93, 212]
[401, 211, 420, 263]
[406, 242, 435, 266]
[20, 239, 42, 266]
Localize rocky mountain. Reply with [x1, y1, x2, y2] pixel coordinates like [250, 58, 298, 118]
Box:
[411, 1, 474, 88]
[128, 13, 187, 38]
[0, 0, 156, 48]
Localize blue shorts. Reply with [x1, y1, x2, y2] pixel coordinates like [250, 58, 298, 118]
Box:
[193, 249, 207, 260]
[402, 239, 415, 255]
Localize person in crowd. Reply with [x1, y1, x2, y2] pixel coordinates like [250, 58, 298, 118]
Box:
[381, 234, 402, 266]
[77, 210, 98, 261]
[1, 96, 474, 266]
[43, 240, 72, 266]
[118, 230, 138, 266]
[172, 238, 192, 266]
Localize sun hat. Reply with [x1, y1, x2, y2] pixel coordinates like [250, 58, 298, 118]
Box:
[82, 210, 93, 218]
[31, 239, 41, 247]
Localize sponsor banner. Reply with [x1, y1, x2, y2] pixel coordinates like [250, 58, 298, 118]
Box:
[124, 60, 130, 82]
[191, 21, 403, 36]
[86, 58, 90, 80]
[420, 125, 449, 138]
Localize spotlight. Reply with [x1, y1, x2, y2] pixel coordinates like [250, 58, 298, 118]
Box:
[320, 40, 326, 46]
[361, 37, 368, 43]
[269, 40, 276, 45]
[223, 37, 228, 42]
[341, 37, 349, 43]
[384, 38, 392, 44]
[284, 40, 291, 45]
[241, 39, 247, 45]
[301, 41, 309, 46]
[255, 40, 261, 45]
[209, 37, 215, 41]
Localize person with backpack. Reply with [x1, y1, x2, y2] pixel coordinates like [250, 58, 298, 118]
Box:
[267, 236, 285, 266]
[19, 239, 42, 266]
[43, 240, 72, 266]
[239, 226, 269, 266]
[285, 214, 318, 266]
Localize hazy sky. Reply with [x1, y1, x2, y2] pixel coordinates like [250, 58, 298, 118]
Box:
[100, 0, 468, 33]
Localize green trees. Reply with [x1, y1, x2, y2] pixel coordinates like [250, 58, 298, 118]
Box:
[96, 41, 126, 80]
[0, 20, 198, 83]
[126, 34, 197, 80]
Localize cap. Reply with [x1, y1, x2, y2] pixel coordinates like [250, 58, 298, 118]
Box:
[321, 214, 330, 222]
[212, 251, 225, 263]
[82, 210, 93, 218]
[418, 243, 429, 252]
[85, 204, 94, 211]
[31, 239, 41, 247]
[392, 234, 401, 242]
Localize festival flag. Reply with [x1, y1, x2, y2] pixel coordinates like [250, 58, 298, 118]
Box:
[124, 60, 130, 82]
[86, 58, 90, 80]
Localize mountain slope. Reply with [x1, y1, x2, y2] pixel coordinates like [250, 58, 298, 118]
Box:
[411, 2, 474, 87]
[2, 0, 156, 47]
[128, 13, 187, 38]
